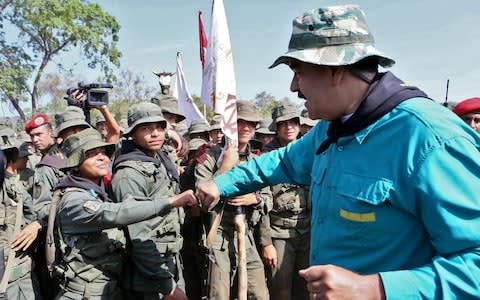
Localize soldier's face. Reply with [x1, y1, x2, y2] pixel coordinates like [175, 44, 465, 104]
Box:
[79, 147, 110, 182]
[131, 122, 166, 156]
[276, 118, 300, 145]
[209, 129, 224, 145]
[237, 119, 256, 146]
[29, 125, 54, 152]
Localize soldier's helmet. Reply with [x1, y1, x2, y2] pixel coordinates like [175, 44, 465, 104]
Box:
[54, 106, 90, 137]
[124, 102, 167, 136]
[61, 128, 115, 169]
[269, 103, 300, 131]
[269, 4, 394, 69]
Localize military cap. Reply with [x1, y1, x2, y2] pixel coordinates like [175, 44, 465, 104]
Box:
[256, 118, 275, 135]
[209, 114, 223, 131]
[188, 138, 207, 152]
[151, 95, 186, 122]
[270, 4, 395, 69]
[300, 108, 318, 127]
[270, 103, 300, 131]
[95, 114, 106, 125]
[25, 113, 49, 134]
[0, 140, 19, 160]
[54, 106, 90, 137]
[188, 119, 210, 135]
[18, 141, 33, 158]
[237, 100, 262, 123]
[452, 97, 480, 117]
[62, 128, 115, 169]
[124, 102, 166, 136]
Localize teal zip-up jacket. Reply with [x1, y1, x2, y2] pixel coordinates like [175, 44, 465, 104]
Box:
[214, 98, 480, 299]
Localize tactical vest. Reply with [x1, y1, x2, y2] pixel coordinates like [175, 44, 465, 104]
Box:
[0, 176, 32, 282]
[114, 160, 184, 254]
[52, 187, 126, 297]
[269, 183, 310, 230]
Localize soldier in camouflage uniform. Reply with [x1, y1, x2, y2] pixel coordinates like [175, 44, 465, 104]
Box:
[110, 102, 188, 300]
[188, 120, 210, 142]
[208, 115, 223, 145]
[260, 103, 310, 300]
[50, 128, 196, 300]
[195, 100, 269, 300]
[0, 142, 42, 299]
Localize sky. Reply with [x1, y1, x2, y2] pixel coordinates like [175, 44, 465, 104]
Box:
[29, 0, 480, 110]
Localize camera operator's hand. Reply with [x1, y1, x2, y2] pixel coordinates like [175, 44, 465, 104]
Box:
[66, 89, 86, 106]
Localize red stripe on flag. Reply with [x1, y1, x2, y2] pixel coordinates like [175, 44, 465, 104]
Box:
[198, 11, 208, 70]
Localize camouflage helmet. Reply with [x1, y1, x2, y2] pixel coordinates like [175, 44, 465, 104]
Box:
[237, 100, 262, 123]
[18, 141, 33, 158]
[269, 4, 395, 69]
[61, 128, 115, 169]
[54, 106, 90, 137]
[124, 102, 166, 136]
[209, 114, 223, 131]
[188, 119, 210, 135]
[256, 118, 275, 135]
[269, 103, 300, 131]
[151, 95, 186, 122]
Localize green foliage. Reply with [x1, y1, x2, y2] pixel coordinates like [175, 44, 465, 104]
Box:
[0, 0, 122, 118]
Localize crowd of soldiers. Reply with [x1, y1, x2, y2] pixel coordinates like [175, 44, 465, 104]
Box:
[0, 79, 477, 300]
[0, 83, 321, 300]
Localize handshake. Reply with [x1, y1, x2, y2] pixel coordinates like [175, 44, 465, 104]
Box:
[168, 180, 221, 208]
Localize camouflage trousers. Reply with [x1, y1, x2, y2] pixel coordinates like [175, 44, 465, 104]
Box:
[266, 233, 310, 300]
[7, 270, 42, 300]
[209, 228, 268, 300]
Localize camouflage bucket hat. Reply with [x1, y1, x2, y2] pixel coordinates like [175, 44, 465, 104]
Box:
[151, 95, 186, 122]
[256, 118, 275, 135]
[1, 140, 19, 161]
[18, 141, 33, 158]
[62, 128, 115, 169]
[300, 108, 318, 127]
[95, 114, 106, 124]
[270, 103, 300, 131]
[209, 115, 223, 131]
[269, 4, 395, 69]
[237, 100, 262, 123]
[189, 119, 210, 135]
[124, 102, 166, 136]
[54, 106, 90, 137]
[188, 138, 207, 151]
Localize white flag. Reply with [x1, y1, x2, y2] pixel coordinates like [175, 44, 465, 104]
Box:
[173, 52, 204, 126]
[200, 0, 237, 142]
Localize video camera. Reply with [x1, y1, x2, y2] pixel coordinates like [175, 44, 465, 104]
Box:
[65, 82, 113, 124]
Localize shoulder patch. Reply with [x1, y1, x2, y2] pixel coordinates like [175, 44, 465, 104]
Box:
[83, 200, 102, 213]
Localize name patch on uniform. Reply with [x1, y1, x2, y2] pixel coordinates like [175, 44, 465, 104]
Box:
[339, 208, 376, 222]
[83, 200, 102, 213]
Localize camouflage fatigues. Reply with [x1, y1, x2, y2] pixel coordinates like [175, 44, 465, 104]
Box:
[195, 145, 269, 300]
[1, 173, 41, 300]
[52, 128, 173, 300]
[110, 103, 185, 298]
[261, 137, 310, 300]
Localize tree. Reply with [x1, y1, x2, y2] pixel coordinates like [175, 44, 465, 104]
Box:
[253, 91, 278, 117]
[0, 0, 121, 119]
[111, 69, 155, 104]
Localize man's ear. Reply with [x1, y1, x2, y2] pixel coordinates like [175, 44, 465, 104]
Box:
[330, 66, 347, 86]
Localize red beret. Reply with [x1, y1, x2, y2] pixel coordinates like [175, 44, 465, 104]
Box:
[25, 113, 49, 134]
[452, 97, 480, 117]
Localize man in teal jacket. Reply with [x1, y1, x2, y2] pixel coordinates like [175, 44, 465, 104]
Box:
[197, 4, 480, 299]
